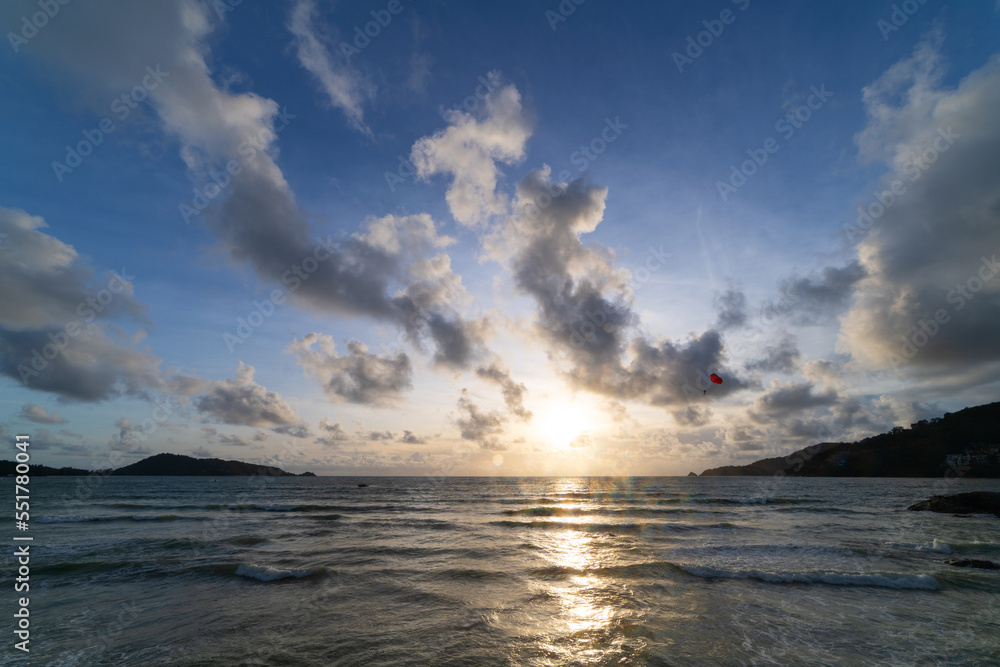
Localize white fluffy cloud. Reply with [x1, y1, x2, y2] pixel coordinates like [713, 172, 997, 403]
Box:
[411, 79, 533, 226]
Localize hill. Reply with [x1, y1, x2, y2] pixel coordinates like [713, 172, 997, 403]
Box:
[0, 453, 315, 477]
[0, 461, 92, 476]
[700, 401, 1000, 477]
[112, 453, 314, 476]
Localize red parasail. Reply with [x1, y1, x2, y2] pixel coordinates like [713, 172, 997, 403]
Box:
[709, 373, 723, 384]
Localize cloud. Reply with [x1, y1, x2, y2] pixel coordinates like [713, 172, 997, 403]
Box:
[315, 417, 349, 447]
[745, 333, 801, 374]
[713, 285, 749, 331]
[20, 404, 66, 424]
[219, 433, 251, 447]
[196, 362, 300, 426]
[366, 430, 394, 441]
[454, 389, 506, 450]
[411, 78, 533, 226]
[763, 262, 866, 325]
[604, 400, 630, 423]
[400, 430, 426, 444]
[108, 417, 151, 455]
[837, 35, 1000, 384]
[498, 169, 753, 408]
[673, 405, 713, 427]
[475, 362, 532, 420]
[0, 207, 168, 402]
[289, 334, 412, 406]
[748, 380, 839, 423]
[192, 447, 214, 458]
[288, 0, 375, 134]
[13, 2, 484, 373]
[271, 424, 312, 439]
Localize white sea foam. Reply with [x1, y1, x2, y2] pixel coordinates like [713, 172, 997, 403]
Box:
[917, 539, 952, 554]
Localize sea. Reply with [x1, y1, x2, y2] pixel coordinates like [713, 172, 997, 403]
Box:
[6, 475, 1000, 666]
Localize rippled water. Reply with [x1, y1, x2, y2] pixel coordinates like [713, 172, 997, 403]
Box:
[7, 476, 1000, 665]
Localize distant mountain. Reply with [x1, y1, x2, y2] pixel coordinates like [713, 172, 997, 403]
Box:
[0, 461, 91, 476]
[700, 401, 1000, 478]
[0, 453, 315, 477]
[112, 453, 315, 476]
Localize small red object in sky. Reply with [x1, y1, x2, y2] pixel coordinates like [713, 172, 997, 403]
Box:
[710, 373, 723, 384]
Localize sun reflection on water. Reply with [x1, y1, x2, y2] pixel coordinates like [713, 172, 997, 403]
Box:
[533, 484, 641, 661]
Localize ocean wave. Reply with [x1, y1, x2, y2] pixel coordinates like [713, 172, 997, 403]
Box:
[92, 502, 428, 513]
[917, 539, 953, 554]
[489, 520, 740, 534]
[675, 564, 941, 589]
[37, 514, 199, 524]
[695, 497, 817, 505]
[353, 518, 459, 530]
[233, 563, 325, 582]
[223, 536, 269, 545]
[501, 506, 716, 517]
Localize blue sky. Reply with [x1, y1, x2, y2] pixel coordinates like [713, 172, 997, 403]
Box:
[1, 0, 999, 475]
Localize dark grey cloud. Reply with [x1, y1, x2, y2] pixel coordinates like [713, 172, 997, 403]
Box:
[20, 403, 66, 424]
[748, 381, 839, 423]
[271, 424, 311, 439]
[475, 362, 532, 420]
[289, 335, 412, 406]
[500, 170, 754, 408]
[400, 430, 426, 444]
[366, 430, 394, 441]
[454, 389, 506, 450]
[745, 333, 801, 374]
[763, 262, 866, 325]
[837, 36, 1000, 383]
[713, 286, 749, 331]
[0, 208, 168, 402]
[219, 434, 251, 447]
[108, 418, 151, 455]
[315, 417, 349, 447]
[673, 405, 712, 427]
[195, 362, 300, 427]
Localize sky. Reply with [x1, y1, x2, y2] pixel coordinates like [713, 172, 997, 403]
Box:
[1, 0, 999, 476]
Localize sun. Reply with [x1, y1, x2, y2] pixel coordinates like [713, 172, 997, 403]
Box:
[535, 399, 594, 450]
